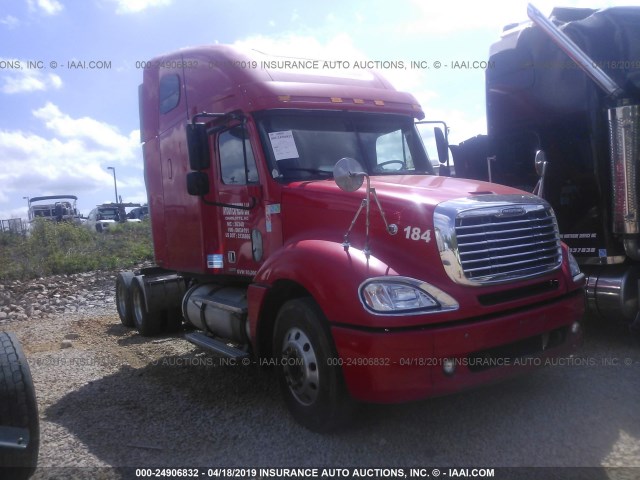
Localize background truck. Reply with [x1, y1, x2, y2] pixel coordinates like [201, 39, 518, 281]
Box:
[450, 5, 640, 333]
[115, 45, 584, 431]
[85, 202, 142, 232]
[27, 195, 80, 224]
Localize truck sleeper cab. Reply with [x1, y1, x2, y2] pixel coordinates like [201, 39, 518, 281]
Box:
[116, 45, 584, 432]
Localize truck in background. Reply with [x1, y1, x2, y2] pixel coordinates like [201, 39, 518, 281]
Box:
[27, 195, 81, 224]
[115, 45, 584, 431]
[85, 202, 142, 232]
[450, 5, 640, 333]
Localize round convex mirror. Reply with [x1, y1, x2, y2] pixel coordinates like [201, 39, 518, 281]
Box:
[333, 157, 366, 192]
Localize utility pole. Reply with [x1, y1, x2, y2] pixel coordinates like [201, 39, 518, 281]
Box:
[107, 167, 119, 204]
[23, 196, 30, 220]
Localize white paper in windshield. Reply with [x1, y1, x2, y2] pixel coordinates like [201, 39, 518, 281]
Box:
[268, 130, 299, 161]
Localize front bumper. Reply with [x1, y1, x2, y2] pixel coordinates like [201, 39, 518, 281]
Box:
[331, 291, 584, 403]
[96, 220, 115, 230]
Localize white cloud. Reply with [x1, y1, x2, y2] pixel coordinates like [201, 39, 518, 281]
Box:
[233, 33, 442, 116]
[234, 33, 364, 61]
[109, 0, 172, 14]
[0, 103, 141, 218]
[0, 15, 20, 28]
[401, 0, 640, 35]
[399, 1, 530, 35]
[0, 58, 63, 94]
[32, 102, 138, 158]
[27, 0, 64, 15]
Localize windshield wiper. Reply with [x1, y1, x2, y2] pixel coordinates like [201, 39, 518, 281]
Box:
[280, 167, 333, 177]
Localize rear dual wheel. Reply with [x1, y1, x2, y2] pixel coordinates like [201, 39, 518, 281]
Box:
[116, 273, 182, 336]
[115, 271, 135, 327]
[131, 280, 164, 337]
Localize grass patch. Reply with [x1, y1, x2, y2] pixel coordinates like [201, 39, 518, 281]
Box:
[0, 219, 154, 281]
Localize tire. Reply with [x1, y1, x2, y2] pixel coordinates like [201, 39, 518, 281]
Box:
[115, 271, 135, 327]
[0, 332, 39, 479]
[131, 280, 164, 337]
[273, 298, 355, 432]
[164, 307, 183, 333]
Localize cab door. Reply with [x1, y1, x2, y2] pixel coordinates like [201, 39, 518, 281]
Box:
[213, 123, 265, 277]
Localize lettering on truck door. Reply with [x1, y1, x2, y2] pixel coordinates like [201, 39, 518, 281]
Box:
[215, 124, 264, 277]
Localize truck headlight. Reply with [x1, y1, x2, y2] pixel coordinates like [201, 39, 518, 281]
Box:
[359, 276, 458, 315]
[567, 251, 583, 282]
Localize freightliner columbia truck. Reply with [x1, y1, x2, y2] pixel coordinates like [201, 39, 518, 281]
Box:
[451, 4, 640, 333]
[115, 45, 584, 431]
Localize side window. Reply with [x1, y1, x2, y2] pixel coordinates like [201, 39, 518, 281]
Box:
[159, 74, 180, 114]
[376, 129, 414, 170]
[219, 126, 258, 185]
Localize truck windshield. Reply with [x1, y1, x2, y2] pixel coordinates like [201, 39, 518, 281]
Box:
[98, 208, 119, 220]
[256, 111, 433, 181]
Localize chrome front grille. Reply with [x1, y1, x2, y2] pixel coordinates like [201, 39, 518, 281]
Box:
[434, 195, 563, 285]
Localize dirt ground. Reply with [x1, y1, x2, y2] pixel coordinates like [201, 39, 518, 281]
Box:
[2, 276, 640, 480]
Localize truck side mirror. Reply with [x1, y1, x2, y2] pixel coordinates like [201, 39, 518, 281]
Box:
[333, 157, 366, 192]
[534, 150, 547, 176]
[187, 172, 210, 196]
[434, 127, 449, 163]
[533, 150, 548, 198]
[186, 123, 211, 170]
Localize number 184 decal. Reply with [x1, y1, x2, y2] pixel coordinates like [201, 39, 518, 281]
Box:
[404, 226, 431, 243]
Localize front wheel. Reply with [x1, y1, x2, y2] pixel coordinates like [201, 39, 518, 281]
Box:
[0, 332, 39, 479]
[273, 298, 354, 432]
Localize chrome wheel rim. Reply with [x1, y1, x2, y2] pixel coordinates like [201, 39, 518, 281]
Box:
[281, 327, 319, 406]
[132, 285, 144, 328]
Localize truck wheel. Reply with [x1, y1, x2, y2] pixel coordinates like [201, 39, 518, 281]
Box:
[115, 271, 135, 327]
[273, 298, 355, 432]
[131, 281, 163, 337]
[0, 332, 39, 479]
[164, 307, 183, 333]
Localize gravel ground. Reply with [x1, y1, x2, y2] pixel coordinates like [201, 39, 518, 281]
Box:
[2, 273, 640, 480]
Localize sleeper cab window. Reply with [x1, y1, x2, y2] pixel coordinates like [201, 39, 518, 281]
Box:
[219, 127, 259, 185]
[159, 74, 180, 114]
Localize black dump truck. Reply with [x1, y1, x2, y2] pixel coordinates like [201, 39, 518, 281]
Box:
[450, 5, 640, 331]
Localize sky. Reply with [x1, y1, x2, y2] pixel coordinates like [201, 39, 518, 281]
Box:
[0, 0, 637, 221]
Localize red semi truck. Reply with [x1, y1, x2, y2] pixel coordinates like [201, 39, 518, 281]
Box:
[116, 45, 584, 431]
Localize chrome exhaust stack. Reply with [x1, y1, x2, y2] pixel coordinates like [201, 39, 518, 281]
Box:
[609, 104, 640, 260]
[526, 3, 623, 99]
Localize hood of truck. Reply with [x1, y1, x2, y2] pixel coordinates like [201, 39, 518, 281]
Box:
[276, 174, 571, 329]
[281, 174, 525, 235]
[348, 174, 523, 201]
[280, 173, 528, 283]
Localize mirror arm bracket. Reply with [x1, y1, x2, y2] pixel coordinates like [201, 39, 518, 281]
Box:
[341, 176, 398, 257]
